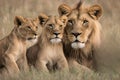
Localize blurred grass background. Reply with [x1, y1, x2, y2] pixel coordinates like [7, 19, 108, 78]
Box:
[0, 0, 120, 79]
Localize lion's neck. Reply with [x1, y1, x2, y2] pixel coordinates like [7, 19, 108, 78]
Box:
[63, 41, 93, 59]
[13, 28, 26, 42]
[0, 27, 27, 55]
[38, 33, 62, 48]
[8, 28, 27, 44]
[37, 33, 63, 59]
[63, 42, 95, 69]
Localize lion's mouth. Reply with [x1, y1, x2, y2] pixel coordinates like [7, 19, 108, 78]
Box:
[55, 36, 59, 38]
[71, 40, 85, 49]
[51, 36, 61, 39]
[50, 37, 62, 43]
[27, 36, 37, 40]
[74, 39, 80, 42]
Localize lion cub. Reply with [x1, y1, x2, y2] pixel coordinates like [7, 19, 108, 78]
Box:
[27, 8, 71, 72]
[0, 16, 41, 76]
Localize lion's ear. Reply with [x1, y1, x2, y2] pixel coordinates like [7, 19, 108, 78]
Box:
[60, 16, 68, 25]
[88, 5, 102, 20]
[58, 4, 71, 16]
[38, 13, 49, 26]
[14, 16, 25, 26]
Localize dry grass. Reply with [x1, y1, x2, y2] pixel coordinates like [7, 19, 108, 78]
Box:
[1, 68, 120, 80]
[0, 0, 120, 79]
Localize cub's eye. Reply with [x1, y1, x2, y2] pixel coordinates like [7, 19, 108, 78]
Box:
[68, 20, 73, 26]
[60, 25, 62, 27]
[48, 24, 53, 29]
[27, 26, 31, 30]
[36, 26, 38, 29]
[59, 25, 63, 29]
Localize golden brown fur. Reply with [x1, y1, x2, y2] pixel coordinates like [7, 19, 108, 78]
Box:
[0, 16, 40, 76]
[59, 1, 102, 70]
[27, 9, 71, 72]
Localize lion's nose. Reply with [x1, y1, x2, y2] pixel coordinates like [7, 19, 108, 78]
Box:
[72, 32, 81, 37]
[53, 32, 60, 36]
[33, 33, 37, 36]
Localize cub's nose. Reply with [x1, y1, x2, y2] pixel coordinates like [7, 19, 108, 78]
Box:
[33, 33, 37, 36]
[72, 32, 81, 37]
[53, 32, 60, 36]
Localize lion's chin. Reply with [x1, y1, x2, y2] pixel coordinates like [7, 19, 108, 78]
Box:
[50, 38, 62, 44]
[71, 42, 85, 49]
[27, 36, 37, 40]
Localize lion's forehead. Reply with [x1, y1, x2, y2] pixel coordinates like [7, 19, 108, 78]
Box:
[69, 10, 91, 20]
[69, 10, 78, 19]
[23, 19, 38, 27]
[47, 16, 64, 25]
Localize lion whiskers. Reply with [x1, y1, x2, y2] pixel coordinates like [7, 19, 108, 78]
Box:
[26, 38, 38, 48]
[71, 42, 85, 49]
[50, 38, 62, 44]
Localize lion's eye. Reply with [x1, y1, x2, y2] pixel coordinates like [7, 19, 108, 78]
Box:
[27, 26, 31, 30]
[48, 24, 53, 29]
[60, 25, 62, 27]
[59, 25, 63, 29]
[83, 20, 88, 26]
[68, 20, 73, 26]
[36, 26, 38, 29]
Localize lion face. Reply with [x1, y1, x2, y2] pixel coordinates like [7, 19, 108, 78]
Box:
[66, 14, 93, 49]
[38, 9, 71, 44]
[14, 16, 40, 40]
[59, 4, 102, 49]
[44, 16, 67, 43]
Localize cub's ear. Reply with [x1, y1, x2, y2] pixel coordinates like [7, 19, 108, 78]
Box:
[33, 18, 39, 24]
[14, 16, 25, 26]
[58, 4, 71, 16]
[60, 16, 68, 25]
[88, 4, 102, 20]
[38, 13, 49, 26]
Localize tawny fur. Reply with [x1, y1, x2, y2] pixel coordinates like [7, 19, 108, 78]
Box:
[27, 13, 70, 72]
[59, 1, 102, 70]
[0, 16, 40, 76]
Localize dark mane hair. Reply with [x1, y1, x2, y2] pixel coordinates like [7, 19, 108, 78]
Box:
[76, 0, 83, 10]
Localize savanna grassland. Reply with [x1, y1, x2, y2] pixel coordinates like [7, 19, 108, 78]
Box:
[0, 0, 120, 80]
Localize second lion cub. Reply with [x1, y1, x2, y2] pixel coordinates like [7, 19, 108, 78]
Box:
[27, 7, 71, 72]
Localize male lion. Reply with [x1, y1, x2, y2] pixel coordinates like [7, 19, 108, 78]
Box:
[59, 1, 102, 70]
[27, 8, 71, 72]
[0, 16, 40, 76]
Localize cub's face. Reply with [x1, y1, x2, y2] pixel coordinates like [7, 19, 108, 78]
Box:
[59, 4, 102, 49]
[38, 14, 68, 44]
[37, 4, 71, 44]
[44, 16, 67, 43]
[14, 16, 41, 40]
